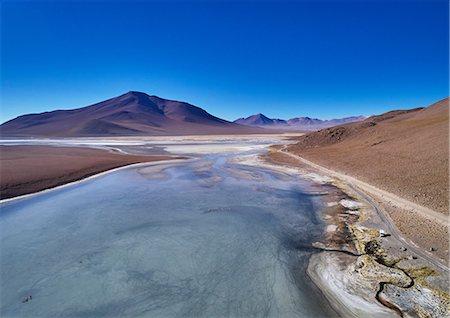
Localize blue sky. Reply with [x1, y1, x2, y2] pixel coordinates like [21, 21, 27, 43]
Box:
[1, 0, 448, 123]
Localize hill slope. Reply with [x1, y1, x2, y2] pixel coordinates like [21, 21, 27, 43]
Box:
[0, 91, 264, 136]
[286, 97, 449, 214]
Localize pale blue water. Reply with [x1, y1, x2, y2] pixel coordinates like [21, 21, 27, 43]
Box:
[0, 154, 336, 317]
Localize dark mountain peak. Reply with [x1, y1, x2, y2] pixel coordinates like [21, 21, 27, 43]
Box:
[248, 113, 270, 120]
[119, 91, 177, 105]
[124, 91, 149, 97]
[234, 113, 289, 126]
[255, 113, 269, 119]
[234, 113, 275, 126]
[117, 91, 152, 104]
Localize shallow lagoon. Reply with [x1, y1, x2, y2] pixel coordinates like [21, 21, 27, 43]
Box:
[1, 151, 336, 317]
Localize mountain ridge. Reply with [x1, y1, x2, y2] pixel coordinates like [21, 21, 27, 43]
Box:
[234, 113, 366, 130]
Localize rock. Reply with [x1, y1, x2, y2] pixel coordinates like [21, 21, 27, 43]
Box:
[339, 199, 363, 210]
[326, 225, 338, 233]
[401, 247, 407, 251]
[312, 241, 327, 249]
[21, 295, 32, 303]
[355, 255, 413, 288]
[429, 247, 436, 252]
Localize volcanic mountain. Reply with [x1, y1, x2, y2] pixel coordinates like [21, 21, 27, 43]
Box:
[234, 114, 287, 126]
[234, 114, 365, 130]
[0, 91, 265, 137]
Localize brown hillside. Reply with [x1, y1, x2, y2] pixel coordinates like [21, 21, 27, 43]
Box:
[287, 98, 449, 214]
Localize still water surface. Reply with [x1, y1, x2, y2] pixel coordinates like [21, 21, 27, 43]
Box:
[1, 152, 336, 317]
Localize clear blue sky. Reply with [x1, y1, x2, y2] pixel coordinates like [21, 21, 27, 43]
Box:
[1, 0, 448, 123]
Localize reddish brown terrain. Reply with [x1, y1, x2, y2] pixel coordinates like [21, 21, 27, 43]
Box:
[0, 145, 176, 199]
[286, 97, 449, 214]
[0, 91, 266, 137]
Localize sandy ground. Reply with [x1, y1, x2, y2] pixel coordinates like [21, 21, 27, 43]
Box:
[0, 145, 177, 200]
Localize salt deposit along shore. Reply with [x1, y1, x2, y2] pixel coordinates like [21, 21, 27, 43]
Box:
[250, 147, 450, 317]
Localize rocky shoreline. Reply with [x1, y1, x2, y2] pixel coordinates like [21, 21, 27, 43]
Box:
[234, 148, 450, 317]
[308, 186, 449, 318]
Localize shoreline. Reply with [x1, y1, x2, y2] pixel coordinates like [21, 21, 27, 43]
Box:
[276, 146, 449, 266]
[279, 147, 448, 225]
[250, 147, 449, 317]
[0, 145, 189, 204]
[231, 153, 397, 316]
[231, 154, 391, 315]
[0, 159, 191, 204]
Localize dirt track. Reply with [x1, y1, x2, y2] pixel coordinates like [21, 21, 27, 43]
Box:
[281, 148, 448, 226]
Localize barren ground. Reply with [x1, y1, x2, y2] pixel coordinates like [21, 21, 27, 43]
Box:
[0, 145, 176, 200]
[287, 98, 449, 214]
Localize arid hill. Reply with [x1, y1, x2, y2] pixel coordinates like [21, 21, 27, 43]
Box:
[0, 91, 265, 137]
[287, 98, 449, 214]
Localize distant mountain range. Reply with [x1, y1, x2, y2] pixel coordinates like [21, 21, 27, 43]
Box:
[0, 91, 265, 137]
[234, 113, 366, 130]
